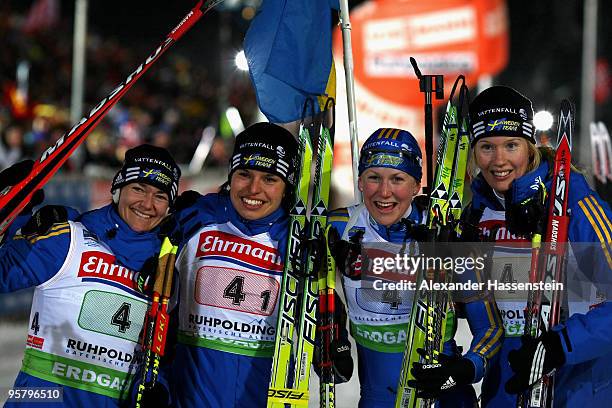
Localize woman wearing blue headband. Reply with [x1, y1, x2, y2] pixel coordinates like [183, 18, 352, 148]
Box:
[328, 128, 503, 407]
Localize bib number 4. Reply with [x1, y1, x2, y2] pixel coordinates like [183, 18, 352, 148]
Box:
[111, 302, 132, 333]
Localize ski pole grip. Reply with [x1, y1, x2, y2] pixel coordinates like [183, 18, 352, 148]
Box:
[154, 239, 173, 295]
[410, 57, 422, 78]
[162, 244, 178, 298]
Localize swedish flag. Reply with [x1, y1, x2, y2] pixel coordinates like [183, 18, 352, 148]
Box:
[244, 0, 338, 124]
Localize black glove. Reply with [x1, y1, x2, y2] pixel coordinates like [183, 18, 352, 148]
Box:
[505, 331, 566, 394]
[328, 226, 363, 280]
[456, 219, 481, 242]
[314, 337, 354, 384]
[0, 160, 45, 214]
[330, 338, 353, 383]
[407, 349, 475, 399]
[21, 205, 69, 236]
[157, 214, 181, 243]
[174, 190, 200, 211]
[134, 382, 170, 408]
[406, 222, 430, 242]
[505, 184, 547, 238]
[134, 256, 158, 295]
[314, 294, 353, 384]
[0, 160, 44, 244]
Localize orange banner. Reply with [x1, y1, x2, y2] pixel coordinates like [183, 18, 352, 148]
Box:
[334, 0, 508, 106]
[331, 0, 508, 204]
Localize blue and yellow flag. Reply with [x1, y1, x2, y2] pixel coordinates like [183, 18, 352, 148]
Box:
[244, 0, 338, 124]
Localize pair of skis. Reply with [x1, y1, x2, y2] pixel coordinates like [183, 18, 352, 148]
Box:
[267, 104, 335, 407]
[519, 101, 574, 408]
[395, 77, 470, 408]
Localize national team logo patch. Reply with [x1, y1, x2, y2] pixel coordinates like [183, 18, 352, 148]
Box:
[196, 230, 283, 271]
[243, 154, 275, 169]
[77, 251, 138, 290]
[486, 118, 520, 133]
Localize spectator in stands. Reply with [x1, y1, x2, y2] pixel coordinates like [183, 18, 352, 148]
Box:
[0, 123, 24, 169]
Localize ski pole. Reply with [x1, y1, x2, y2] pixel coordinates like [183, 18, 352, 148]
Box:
[338, 0, 361, 203]
[517, 223, 543, 408]
[410, 57, 444, 196]
[136, 237, 178, 407]
[0, 0, 224, 236]
[318, 224, 337, 408]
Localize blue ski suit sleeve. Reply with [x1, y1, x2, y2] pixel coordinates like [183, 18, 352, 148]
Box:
[175, 193, 221, 247]
[553, 171, 612, 365]
[328, 207, 350, 238]
[454, 215, 505, 383]
[450, 247, 504, 382]
[0, 223, 71, 292]
[461, 299, 504, 382]
[3, 206, 80, 243]
[4, 213, 31, 239]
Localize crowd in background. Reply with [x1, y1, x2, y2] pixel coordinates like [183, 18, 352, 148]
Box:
[0, 2, 257, 173]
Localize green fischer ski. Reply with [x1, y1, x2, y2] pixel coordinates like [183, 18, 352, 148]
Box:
[268, 120, 313, 407]
[268, 101, 335, 407]
[293, 116, 334, 396]
[451, 121, 470, 227]
[395, 78, 470, 408]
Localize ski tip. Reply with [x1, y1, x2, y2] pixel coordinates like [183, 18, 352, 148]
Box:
[559, 99, 575, 114]
[448, 75, 467, 104]
[557, 99, 575, 149]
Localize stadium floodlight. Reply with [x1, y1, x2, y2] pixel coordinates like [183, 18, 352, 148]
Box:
[534, 110, 554, 131]
[235, 50, 249, 71]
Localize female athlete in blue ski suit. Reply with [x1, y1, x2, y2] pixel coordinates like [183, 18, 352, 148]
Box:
[169, 123, 298, 408]
[467, 86, 612, 407]
[0, 145, 181, 408]
[329, 128, 503, 408]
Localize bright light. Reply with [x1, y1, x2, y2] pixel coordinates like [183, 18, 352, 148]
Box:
[534, 110, 554, 131]
[235, 50, 249, 71]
